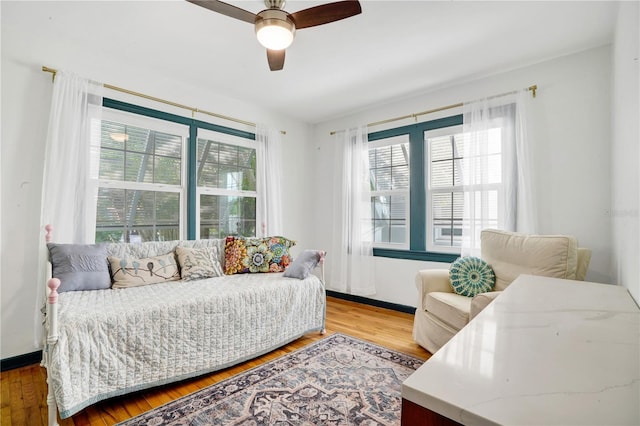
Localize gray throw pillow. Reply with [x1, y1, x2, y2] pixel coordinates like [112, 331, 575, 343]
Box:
[48, 243, 111, 292]
[283, 250, 324, 280]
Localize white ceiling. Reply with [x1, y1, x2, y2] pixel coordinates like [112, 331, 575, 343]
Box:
[19, 1, 619, 123]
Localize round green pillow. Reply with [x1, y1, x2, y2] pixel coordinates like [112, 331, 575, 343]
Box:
[449, 256, 495, 297]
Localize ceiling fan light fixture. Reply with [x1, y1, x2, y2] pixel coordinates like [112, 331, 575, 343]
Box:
[109, 132, 129, 142]
[187, 0, 362, 71]
[255, 10, 295, 50]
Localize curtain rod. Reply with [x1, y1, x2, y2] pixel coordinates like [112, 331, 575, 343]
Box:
[42, 66, 286, 135]
[329, 84, 537, 135]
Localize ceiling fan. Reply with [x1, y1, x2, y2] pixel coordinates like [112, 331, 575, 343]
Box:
[187, 0, 362, 71]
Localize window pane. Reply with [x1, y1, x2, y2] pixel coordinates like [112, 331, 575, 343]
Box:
[369, 141, 409, 191]
[428, 133, 464, 190]
[220, 166, 241, 190]
[372, 196, 387, 220]
[100, 121, 126, 150]
[389, 220, 406, 244]
[125, 152, 151, 183]
[429, 135, 453, 162]
[218, 144, 237, 165]
[99, 149, 124, 180]
[392, 144, 409, 166]
[432, 218, 463, 247]
[390, 196, 406, 220]
[125, 127, 150, 153]
[127, 190, 154, 226]
[154, 156, 181, 185]
[374, 168, 392, 191]
[155, 192, 180, 225]
[95, 188, 180, 243]
[431, 161, 453, 188]
[375, 145, 391, 168]
[430, 192, 463, 248]
[198, 163, 218, 187]
[197, 138, 256, 191]
[200, 194, 256, 239]
[99, 120, 183, 186]
[370, 195, 407, 245]
[468, 190, 499, 220]
[238, 147, 254, 165]
[96, 188, 125, 238]
[392, 164, 409, 189]
[432, 192, 453, 219]
[154, 133, 182, 158]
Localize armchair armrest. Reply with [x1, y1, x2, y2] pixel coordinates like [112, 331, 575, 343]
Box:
[415, 269, 452, 311]
[576, 248, 592, 281]
[470, 291, 502, 320]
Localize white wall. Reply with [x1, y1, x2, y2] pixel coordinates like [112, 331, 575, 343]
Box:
[312, 46, 613, 308]
[611, 1, 640, 303]
[0, 2, 314, 359]
[1, 2, 629, 360]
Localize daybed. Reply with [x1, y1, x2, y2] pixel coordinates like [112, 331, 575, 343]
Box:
[42, 227, 326, 425]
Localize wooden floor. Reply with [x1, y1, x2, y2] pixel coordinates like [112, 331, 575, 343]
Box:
[1, 296, 430, 425]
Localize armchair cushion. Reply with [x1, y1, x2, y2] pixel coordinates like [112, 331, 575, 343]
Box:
[481, 229, 579, 290]
[424, 292, 472, 331]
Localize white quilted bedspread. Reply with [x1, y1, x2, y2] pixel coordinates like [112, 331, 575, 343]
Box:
[47, 272, 325, 419]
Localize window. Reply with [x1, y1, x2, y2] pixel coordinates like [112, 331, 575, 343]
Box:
[196, 129, 257, 239]
[368, 135, 410, 247]
[96, 110, 187, 243]
[426, 126, 503, 252]
[426, 128, 464, 251]
[95, 99, 257, 243]
[367, 113, 508, 262]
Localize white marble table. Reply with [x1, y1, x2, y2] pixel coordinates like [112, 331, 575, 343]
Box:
[402, 274, 640, 426]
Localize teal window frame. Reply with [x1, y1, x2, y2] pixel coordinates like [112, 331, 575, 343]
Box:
[368, 114, 463, 263]
[102, 98, 255, 240]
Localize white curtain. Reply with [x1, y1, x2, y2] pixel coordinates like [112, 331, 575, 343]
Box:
[35, 70, 103, 346]
[256, 124, 283, 237]
[461, 89, 538, 256]
[513, 89, 538, 234]
[329, 126, 375, 295]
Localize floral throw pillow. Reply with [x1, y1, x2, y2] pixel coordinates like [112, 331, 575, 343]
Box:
[224, 236, 295, 275]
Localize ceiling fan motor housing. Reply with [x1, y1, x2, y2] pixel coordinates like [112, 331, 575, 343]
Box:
[264, 0, 285, 9]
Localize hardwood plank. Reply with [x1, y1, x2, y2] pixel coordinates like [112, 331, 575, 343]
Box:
[4, 296, 430, 425]
[1, 369, 12, 411]
[21, 370, 40, 426]
[8, 370, 26, 426]
[31, 366, 49, 426]
[1, 405, 12, 426]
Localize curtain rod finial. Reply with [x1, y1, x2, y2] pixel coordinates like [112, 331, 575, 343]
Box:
[42, 65, 57, 82]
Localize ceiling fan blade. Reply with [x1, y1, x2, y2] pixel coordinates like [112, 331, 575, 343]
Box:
[186, 0, 256, 24]
[267, 49, 285, 71]
[290, 0, 361, 30]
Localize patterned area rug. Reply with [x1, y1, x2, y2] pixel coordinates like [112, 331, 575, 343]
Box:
[118, 333, 424, 425]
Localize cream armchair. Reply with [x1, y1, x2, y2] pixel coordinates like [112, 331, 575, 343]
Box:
[413, 229, 592, 354]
